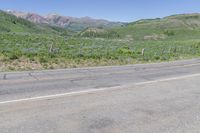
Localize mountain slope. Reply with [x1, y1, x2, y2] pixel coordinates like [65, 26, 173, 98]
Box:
[3, 10, 200, 40]
[0, 10, 43, 33]
[113, 13, 200, 41]
[6, 10, 125, 31]
[78, 28, 120, 38]
[0, 10, 70, 36]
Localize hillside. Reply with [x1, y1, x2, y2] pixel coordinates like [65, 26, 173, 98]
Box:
[113, 13, 200, 41]
[0, 10, 70, 36]
[0, 10, 43, 33]
[0, 11, 200, 71]
[78, 28, 120, 38]
[7, 10, 125, 31]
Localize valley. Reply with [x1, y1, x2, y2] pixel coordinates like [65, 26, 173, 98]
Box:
[0, 10, 200, 71]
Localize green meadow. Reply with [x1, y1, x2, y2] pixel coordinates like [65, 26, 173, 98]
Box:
[1, 11, 200, 71]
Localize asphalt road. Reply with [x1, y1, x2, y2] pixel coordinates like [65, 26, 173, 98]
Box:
[0, 59, 200, 133]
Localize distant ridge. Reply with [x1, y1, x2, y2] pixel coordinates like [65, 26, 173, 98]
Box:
[6, 10, 125, 31]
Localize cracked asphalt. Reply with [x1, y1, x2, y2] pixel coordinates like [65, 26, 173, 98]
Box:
[0, 59, 200, 133]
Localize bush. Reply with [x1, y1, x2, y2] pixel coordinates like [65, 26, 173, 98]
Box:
[39, 57, 48, 63]
[117, 46, 134, 55]
[163, 30, 175, 36]
[154, 56, 160, 60]
[0, 25, 11, 32]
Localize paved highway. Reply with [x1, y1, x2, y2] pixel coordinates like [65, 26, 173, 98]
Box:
[0, 59, 200, 133]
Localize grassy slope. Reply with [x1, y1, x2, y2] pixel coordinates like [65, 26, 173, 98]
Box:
[114, 13, 200, 41]
[0, 10, 71, 35]
[0, 12, 200, 71]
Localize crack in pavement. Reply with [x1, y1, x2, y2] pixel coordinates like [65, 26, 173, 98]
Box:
[28, 73, 39, 81]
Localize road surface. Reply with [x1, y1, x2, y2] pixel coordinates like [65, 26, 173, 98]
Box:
[0, 59, 200, 133]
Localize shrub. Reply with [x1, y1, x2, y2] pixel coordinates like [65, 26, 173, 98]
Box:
[163, 30, 175, 36]
[39, 57, 48, 63]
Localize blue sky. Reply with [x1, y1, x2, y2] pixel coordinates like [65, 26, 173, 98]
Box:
[1, 0, 200, 22]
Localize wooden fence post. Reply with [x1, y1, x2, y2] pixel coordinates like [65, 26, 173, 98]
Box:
[142, 48, 145, 56]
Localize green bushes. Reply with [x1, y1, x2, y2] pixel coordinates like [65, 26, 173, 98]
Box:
[117, 46, 135, 56]
[0, 26, 11, 32]
[1, 31, 200, 71]
[79, 28, 120, 38]
[163, 30, 175, 36]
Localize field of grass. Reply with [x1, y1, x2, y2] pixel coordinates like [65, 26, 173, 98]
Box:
[1, 32, 200, 71]
[1, 11, 200, 71]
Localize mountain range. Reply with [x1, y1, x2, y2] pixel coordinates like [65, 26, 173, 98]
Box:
[2, 9, 200, 41]
[6, 10, 125, 31]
